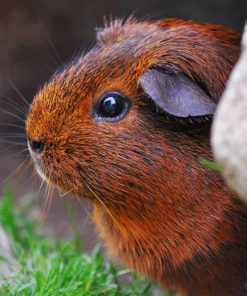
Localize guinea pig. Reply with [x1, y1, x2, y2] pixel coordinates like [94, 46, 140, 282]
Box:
[25, 18, 247, 295]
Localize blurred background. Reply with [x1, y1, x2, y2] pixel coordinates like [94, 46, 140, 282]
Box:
[0, 0, 246, 252]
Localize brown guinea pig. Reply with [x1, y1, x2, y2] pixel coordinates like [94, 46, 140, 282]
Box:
[26, 18, 247, 295]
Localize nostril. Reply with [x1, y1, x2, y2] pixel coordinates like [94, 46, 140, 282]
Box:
[29, 139, 45, 154]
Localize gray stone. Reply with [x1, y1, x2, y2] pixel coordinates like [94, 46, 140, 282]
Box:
[212, 21, 247, 201]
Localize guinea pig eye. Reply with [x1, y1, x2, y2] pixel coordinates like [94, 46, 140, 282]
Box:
[94, 92, 130, 122]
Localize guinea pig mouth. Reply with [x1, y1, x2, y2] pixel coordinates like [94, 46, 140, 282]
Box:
[30, 156, 50, 183]
[36, 166, 50, 183]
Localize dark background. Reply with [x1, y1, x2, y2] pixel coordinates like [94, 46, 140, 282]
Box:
[0, 0, 246, 250]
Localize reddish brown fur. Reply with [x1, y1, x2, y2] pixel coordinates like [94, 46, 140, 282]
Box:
[26, 18, 247, 295]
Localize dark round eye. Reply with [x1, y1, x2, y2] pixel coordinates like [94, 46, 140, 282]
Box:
[94, 92, 130, 122]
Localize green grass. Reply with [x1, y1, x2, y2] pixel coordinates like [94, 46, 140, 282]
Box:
[0, 190, 167, 296]
[200, 158, 221, 172]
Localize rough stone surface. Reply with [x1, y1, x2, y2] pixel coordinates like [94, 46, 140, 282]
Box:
[212, 21, 247, 201]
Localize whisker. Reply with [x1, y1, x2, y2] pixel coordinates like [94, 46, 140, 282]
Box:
[59, 172, 93, 221]
[0, 143, 26, 153]
[42, 28, 63, 65]
[1, 110, 25, 123]
[81, 179, 121, 229]
[75, 194, 93, 220]
[0, 132, 26, 136]
[44, 61, 57, 72]
[41, 181, 55, 221]
[40, 182, 50, 220]
[53, 168, 93, 221]
[0, 140, 27, 146]
[7, 79, 30, 108]
[58, 187, 75, 198]
[0, 148, 29, 164]
[0, 144, 15, 155]
[26, 167, 38, 193]
[30, 167, 38, 181]
[1, 135, 27, 139]
[1, 158, 31, 184]
[42, 44, 60, 68]
[46, 184, 54, 212]
[1, 132, 26, 137]
[0, 123, 25, 129]
[0, 96, 27, 116]
[38, 178, 46, 195]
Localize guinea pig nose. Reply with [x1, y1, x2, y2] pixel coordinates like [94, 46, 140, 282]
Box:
[28, 139, 45, 154]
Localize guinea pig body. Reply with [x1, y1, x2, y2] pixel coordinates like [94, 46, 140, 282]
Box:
[26, 18, 247, 295]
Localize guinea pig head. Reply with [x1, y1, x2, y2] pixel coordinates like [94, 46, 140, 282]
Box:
[26, 18, 239, 200]
[26, 18, 242, 286]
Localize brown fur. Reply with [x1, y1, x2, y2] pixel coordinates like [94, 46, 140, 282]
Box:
[26, 18, 247, 295]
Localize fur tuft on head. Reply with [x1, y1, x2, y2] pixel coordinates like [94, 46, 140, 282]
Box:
[96, 16, 137, 45]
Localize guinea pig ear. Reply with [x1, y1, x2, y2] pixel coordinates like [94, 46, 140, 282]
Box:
[139, 68, 217, 118]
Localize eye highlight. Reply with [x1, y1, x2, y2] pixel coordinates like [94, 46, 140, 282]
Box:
[93, 92, 130, 122]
